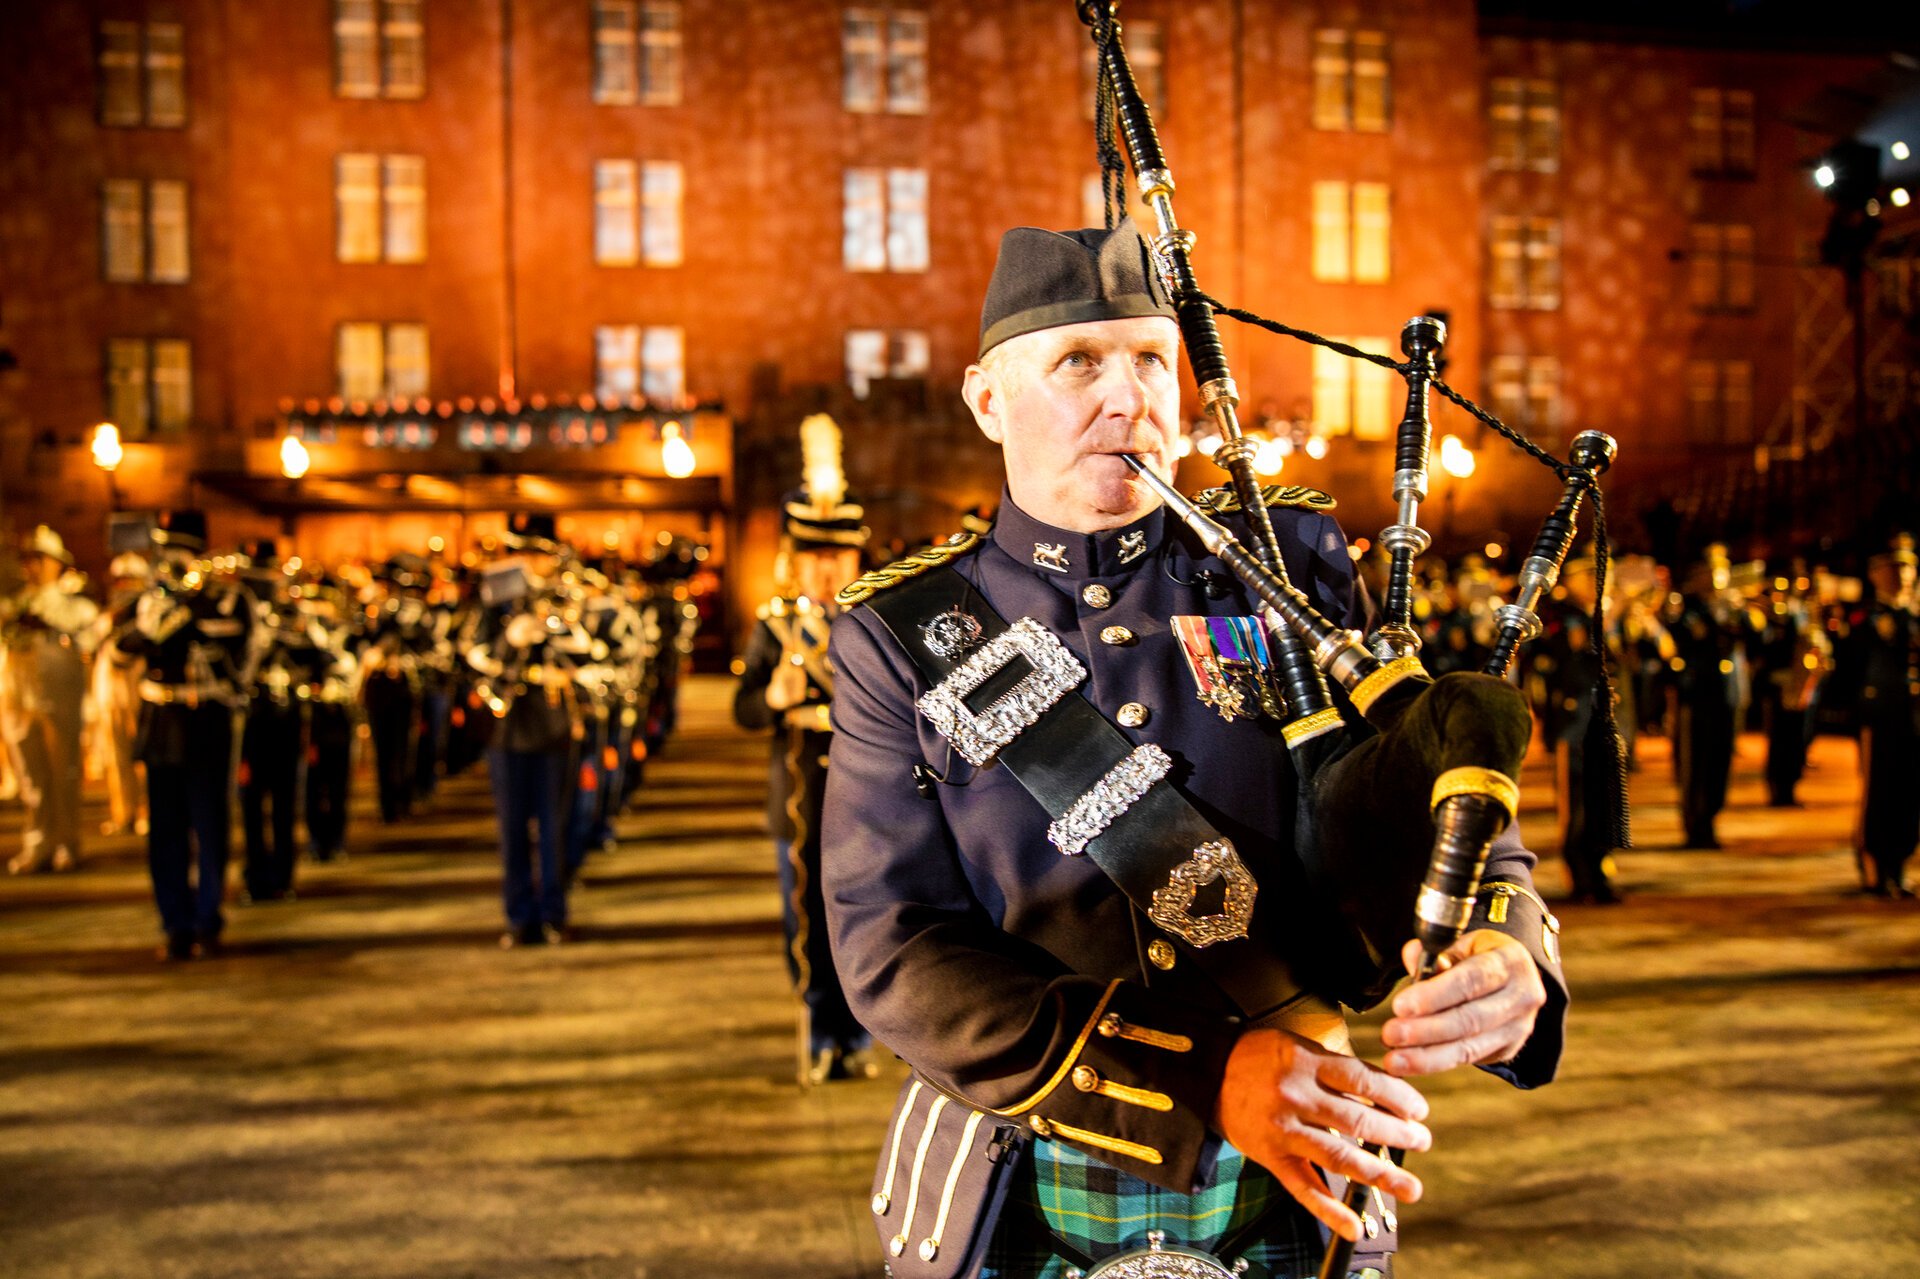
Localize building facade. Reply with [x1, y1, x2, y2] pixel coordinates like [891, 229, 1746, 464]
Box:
[0, 1, 1907, 596]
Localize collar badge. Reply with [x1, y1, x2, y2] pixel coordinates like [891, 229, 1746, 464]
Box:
[1033, 542, 1070, 573]
[1116, 530, 1148, 565]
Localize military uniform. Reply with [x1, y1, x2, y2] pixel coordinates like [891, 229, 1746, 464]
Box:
[238, 578, 336, 903]
[2, 528, 100, 875]
[1859, 540, 1919, 897]
[1670, 583, 1744, 850]
[824, 495, 1567, 1273]
[115, 522, 254, 959]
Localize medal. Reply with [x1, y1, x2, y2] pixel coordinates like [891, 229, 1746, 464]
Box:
[1173, 615, 1284, 722]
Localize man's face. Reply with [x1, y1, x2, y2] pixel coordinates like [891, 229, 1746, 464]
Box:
[22, 553, 60, 587]
[792, 547, 861, 606]
[963, 316, 1182, 533]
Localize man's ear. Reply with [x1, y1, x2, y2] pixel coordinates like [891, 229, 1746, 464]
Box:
[962, 364, 1004, 445]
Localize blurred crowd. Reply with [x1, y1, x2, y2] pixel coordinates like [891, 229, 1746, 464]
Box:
[1354, 534, 1920, 903]
[0, 511, 712, 959]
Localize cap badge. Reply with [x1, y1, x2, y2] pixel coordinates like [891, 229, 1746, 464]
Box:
[1033, 542, 1070, 574]
[1116, 530, 1148, 565]
[921, 608, 985, 662]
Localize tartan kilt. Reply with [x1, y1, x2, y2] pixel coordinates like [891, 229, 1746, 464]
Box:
[979, 1135, 1389, 1279]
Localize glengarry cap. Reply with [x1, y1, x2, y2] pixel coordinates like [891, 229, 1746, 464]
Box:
[977, 217, 1175, 358]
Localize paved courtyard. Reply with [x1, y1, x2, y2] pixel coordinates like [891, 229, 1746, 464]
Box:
[1, 675, 1915, 1278]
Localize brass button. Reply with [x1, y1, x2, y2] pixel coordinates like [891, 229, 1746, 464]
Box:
[1071, 1064, 1100, 1092]
[871, 1192, 891, 1215]
[1147, 939, 1176, 970]
[1100, 625, 1135, 645]
[1030, 1115, 1053, 1137]
[888, 1234, 907, 1257]
[1117, 702, 1149, 728]
[1096, 1012, 1123, 1038]
[1082, 584, 1112, 608]
[919, 1239, 939, 1263]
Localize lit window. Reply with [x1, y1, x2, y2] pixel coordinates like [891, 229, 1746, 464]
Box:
[103, 179, 146, 282]
[843, 9, 883, 111]
[1489, 78, 1558, 172]
[642, 161, 683, 266]
[1489, 216, 1559, 310]
[887, 10, 928, 114]
[1313, 30, 1388, 132]
[338, 155, 424, 264]
[337, 323, 427, 401]
[599, 325, 685, 404]
[595, 325, 642, 401]
[385, 323, 429, 399]
[845, 167, 928, 271]
[335, 0, 424, 100]
[642, 326, 685, 404]
[1312, 337, 1393, 439]
[148, 180, 190, 283]
[382, 0, 424, 98]
[845, 329, 930, 398]
[1489, 354, 1560, 442]
[594, 160, 639, 265]
[1691, 88, 1756, 177]
[593, 1, 638, 104]
[640, 1, 681, 105]
[1686, 359, 1753, 445]
[1311, 181, 1390, 283]
[383, 155, 426, 263]
[100, 23, 144, 126]
[1689, 223, 1754, 310]
[152, 339, 193, 432]
[106, 339, 152, 436]
[1083, 20, 1159, 121]
[146, 23, 187, 126]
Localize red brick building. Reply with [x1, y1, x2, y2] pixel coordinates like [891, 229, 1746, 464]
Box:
[1, 1, 1910, 607]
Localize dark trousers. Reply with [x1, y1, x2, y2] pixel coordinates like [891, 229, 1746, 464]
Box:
[1763, 695, 1811, 807]
[1677, 701, 1735, 846]
[305, 703, 352, 860]
[776, 836, 868, 1054]
[239, 703, 301, 900]
[489, 746, 568, 932]
[1862, 721, 1920, 889]
[145, 707, 234, 944]
[414, 686, 450, 801]
[365, 674, 415, 823]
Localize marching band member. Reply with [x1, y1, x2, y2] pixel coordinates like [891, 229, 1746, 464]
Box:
[93, 549, 153, 838]
[823, 224, 1563, 1277]
[1859, 533, 1919, 898]
[3, 526, 100, 875]
[733, 414, 877, 1086]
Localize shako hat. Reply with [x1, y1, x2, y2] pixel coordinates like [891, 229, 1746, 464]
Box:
[503, 512, 561, 554]
[21, 524, 74, 566]
[151, 509, 208, 551]
[783, 414, 869, 550]
[977, 216, 1176, 358]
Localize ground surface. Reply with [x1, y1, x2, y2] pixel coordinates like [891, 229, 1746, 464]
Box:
[1, 676, 1916, 1278]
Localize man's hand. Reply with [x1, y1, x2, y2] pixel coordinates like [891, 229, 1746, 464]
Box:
[1214, 1029, 1430, 1242]
[763, 659, 809, 712]
[1382, 931, 1546, 1076]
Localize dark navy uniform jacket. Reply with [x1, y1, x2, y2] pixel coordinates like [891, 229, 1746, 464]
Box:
[823, 491, 1567, 1195]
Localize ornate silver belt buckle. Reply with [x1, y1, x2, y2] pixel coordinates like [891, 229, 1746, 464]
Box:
[916, 617, 1086, 766]
[1074, 1231, 1244, 1278]
[1147, 840, 1256, 949]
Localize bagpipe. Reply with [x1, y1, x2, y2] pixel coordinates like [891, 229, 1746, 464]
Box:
[1074, 4, 1628, 1273]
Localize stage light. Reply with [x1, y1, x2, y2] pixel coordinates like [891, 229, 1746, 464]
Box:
[1894, 188, 1912, 208]
[91, 422, 123, 472]
[1304, 435, 1329, 460]
[1252, 436, 1286, 477]
[1814, 164, 1836, 189]
[1439, 434, 1476, 479]
[1894, 141, 1912, 161]
[280, 433, 311, 479]
[660, 420, 696, 477]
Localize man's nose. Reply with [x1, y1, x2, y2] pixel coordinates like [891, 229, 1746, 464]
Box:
[1099, 360, 1150, 418]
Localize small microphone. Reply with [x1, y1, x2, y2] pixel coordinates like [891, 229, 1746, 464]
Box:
[912, 763, 940, 800]
[1197, 570, 1231, 599]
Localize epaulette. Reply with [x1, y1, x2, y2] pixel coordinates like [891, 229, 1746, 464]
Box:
[835, 531, 982, 608]
[1193, 484, 1337, 514]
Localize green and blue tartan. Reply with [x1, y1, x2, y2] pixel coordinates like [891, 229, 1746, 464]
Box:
[979, 1135, 1385, 1278]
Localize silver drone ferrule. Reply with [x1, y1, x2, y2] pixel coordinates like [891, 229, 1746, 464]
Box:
[1315, 630, 1375, 688]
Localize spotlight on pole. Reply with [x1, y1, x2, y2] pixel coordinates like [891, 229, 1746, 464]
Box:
[1439, 434, 1476, 479]
[91, 421, 123, 472]
[1895, 187, 1913, 209]
[1814, 163, 1836, 189]
[660, 420, 696, 478]
[1894, 140, 1912, 162]
[280, 433, 311, 479]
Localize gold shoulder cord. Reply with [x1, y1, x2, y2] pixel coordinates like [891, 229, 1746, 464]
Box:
[835, 530, 982, 608]
[1193, 484, 1337, 515]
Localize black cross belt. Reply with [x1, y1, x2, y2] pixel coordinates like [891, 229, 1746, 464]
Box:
[866, 566, 1303, 1021]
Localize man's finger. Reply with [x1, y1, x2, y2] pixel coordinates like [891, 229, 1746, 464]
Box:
[1312, 1052, 1431, 1121]
[1385, 1022, 1529, 1076]
[1393, 948, 1515, 1018]
[1270, 1159, 1364, 1243]
[1285, 1126, 1424, 1203]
